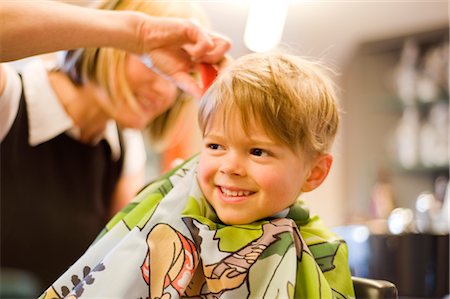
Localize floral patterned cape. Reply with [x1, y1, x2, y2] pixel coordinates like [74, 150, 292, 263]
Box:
[40, 157, 355, 299]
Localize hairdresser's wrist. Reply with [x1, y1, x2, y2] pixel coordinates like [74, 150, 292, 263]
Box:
[132, 13, 201, 54]
[101, 10, 185, 55]
[94, 10, 145, 54]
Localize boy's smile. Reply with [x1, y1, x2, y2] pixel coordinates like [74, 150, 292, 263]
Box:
[197, 111, 313, 225]
[217, 185, 255, 203]
[219, 186, 255, 197]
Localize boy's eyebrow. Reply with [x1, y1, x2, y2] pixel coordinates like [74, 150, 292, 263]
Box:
[203, 133, 223, 139]
[248, 138, 280, 147]
[204, 132, 282, 148]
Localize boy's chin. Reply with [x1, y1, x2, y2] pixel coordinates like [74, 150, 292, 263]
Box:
[218, 214, 263, 225]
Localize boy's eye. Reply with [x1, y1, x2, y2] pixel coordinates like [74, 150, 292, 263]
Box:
[207, 143, 222, 150]
[250, 148, 268, 157]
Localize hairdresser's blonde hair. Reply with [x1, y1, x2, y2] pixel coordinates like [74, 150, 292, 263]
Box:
[59, 0, 209, 147]
[198, 52, 340, 155]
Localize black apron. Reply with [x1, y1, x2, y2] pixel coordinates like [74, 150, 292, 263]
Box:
[1, 80, 124, 291]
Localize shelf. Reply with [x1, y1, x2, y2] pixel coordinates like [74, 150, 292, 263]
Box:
[392, 163, 449, 175]
[343, 25, 449, 213]
[375, 96, 448, 113]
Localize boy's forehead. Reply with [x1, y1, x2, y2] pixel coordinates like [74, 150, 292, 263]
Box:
[205, 110, 277, 143]
[206, 109, 256, 133]
[205, 109, 245, 131]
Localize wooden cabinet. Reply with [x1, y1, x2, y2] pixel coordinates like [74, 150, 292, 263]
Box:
[368, 233, 449, 298]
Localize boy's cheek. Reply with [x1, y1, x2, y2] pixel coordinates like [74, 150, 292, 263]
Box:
[197, 159, 211, 184]
[196, 162, 215, 201]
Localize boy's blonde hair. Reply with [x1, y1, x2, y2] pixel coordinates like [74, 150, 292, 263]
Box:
[58, 0, 209, 147]
[198, 52, 339, 155]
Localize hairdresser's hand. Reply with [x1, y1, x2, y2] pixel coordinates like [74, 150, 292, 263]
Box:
[0, 2, 231, 67]
[137, 16, 231, 62]
[138, 17, 231, 99]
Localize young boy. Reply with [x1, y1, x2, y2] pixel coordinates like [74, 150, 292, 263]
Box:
[40, 52, 354, 299]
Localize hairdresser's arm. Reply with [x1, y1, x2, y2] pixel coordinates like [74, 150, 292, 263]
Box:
[0, 1, 230, 63]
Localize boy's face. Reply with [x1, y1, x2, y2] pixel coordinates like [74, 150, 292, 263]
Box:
[197, 112, 313, 225]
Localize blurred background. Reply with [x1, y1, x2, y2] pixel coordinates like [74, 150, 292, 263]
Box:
[203, 6, 449, 297]
[198, 0, 449, 228]
[181, 2, 450, 297]
[5, 1, 449, 298]
[202, 2, 448, 298]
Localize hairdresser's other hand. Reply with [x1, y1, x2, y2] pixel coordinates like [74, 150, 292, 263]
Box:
[138, 17, 231, 99]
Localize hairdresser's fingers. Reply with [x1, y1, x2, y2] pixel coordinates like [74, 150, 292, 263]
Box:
[142, 47, 205, 99]
[181, 19, 215, 59]
[138, 16, 213, 54]
[193, 32, 232, 64]
[145, 47, 191, 75]
[184, 31, 231, 63]
[171, 72, 203, 100]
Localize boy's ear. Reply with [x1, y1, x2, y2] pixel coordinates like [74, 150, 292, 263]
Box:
[301, 154, 333, 192]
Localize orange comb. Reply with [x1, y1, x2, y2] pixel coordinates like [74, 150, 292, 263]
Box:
[200, 63, 218, 95]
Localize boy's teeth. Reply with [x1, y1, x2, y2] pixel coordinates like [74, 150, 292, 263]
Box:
[220, 187, 252, 197]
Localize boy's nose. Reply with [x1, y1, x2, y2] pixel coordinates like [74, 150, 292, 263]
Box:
[219, 153, 246, 176]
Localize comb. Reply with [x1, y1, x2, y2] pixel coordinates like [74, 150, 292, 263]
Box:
[200, 63, 218, 95]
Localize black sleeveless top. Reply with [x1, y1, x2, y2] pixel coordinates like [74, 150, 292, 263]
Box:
[0, 82, 124, 291]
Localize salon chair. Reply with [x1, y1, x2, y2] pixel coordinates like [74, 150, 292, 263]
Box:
[352, 276, 398, 299]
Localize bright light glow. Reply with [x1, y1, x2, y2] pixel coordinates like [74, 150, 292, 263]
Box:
[351, 226, 370, 243]
[388, 208, 414, 235]
[416, 192, 434, 213]
[244, 0, 289, 53]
